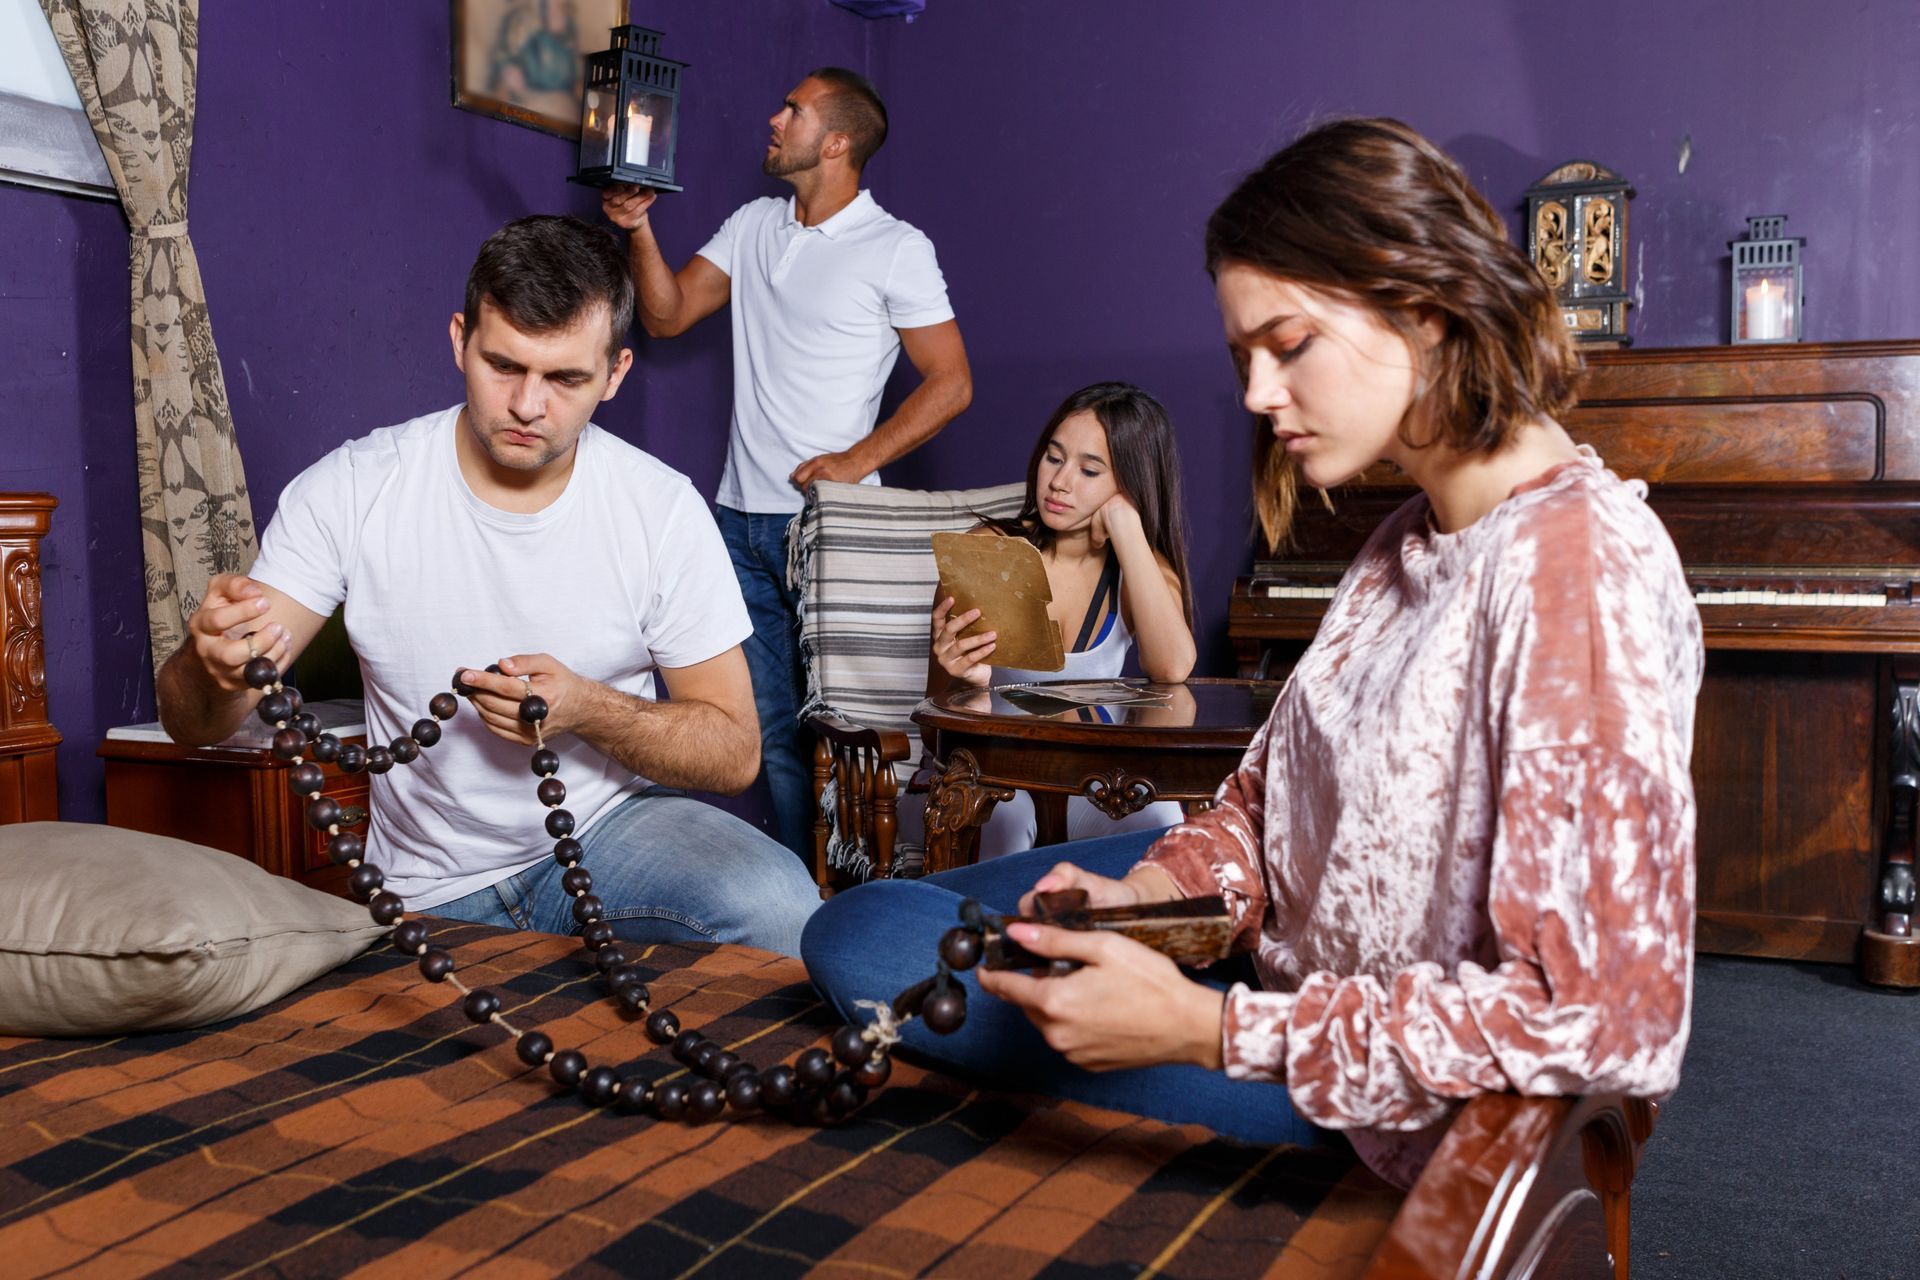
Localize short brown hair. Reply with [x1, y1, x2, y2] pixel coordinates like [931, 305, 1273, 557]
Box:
[463, 215, 635, 367]
[806, 67, 888, 170]
[1204, 118, 1581, 550]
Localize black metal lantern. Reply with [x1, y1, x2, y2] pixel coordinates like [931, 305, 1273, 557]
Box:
[1524, 161, 1634, 345]
[1730, 216, 1805, 344]
[572, 25, 686, 192]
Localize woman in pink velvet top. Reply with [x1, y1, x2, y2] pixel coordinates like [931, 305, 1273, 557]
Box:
[802, 117, 1703, 1185]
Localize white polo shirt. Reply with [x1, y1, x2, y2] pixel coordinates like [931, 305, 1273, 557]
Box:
[697, 190, 955, 514]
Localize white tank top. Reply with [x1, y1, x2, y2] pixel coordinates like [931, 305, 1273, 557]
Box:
[992, 572, 1134, 686]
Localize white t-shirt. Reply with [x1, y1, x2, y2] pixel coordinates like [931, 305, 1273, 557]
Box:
[698, 190, 955, 514]
[248, 406, 753, 909]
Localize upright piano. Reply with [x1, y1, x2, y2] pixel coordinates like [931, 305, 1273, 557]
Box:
[1228, 341, 1920, 986]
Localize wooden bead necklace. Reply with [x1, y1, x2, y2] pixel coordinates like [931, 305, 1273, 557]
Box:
[246, 649, 980, 1124]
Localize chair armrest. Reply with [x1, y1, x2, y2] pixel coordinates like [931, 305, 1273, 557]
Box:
[807, 711, 914, 767]
[1364, 1093, 1654, 1280]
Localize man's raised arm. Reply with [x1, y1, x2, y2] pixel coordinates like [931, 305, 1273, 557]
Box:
[156, 574, 330, 746]
[602, 184, 732, 339]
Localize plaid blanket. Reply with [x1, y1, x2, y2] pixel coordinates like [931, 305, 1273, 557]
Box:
[0, 924, 1400, 1278]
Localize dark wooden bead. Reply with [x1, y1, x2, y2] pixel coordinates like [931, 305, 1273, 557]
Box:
[244, 656, 279, 689]
[310, 733, 341, 764]
[616, 983, 649, 1015]
[290, 710, 320, 740]
[283, 687, 304, 716]
[328, 831, 365, 865]
[430, 691, 460, 720]
[651, 1080, 688, 1120]
[617, 1079, 652, 1114]
[690, 1042, 722, 1074]
[552, 837, 583, 866]
[580, 919, 614, 951]
[593, 945, 628, 974]
[706, 1051, 741, 1081]
[645, 1009, 680, 1044]
[391, 918, 431, 953]
[795, 1048, 835, 1090]
[411, 718, 441, 748]
[549, 1049, 587, 1089]
[257, 691, 293, 725]
[939, 927, 983, 972]
[337, 743, 366, 774]
[364, 746, 394, 775]
[288, 762, 325, 795]
[610, 966, 646, 992]
[826, 1077, 866, 1117]
[271, 728, 306, 761]
[449, 668, 474, 695]
[725, 1072, 762, 1112]
[571, 894, 603, 926]
[462, 989, 500, 1023]
[580, 1066, 620, 1107]
[670, 1030, 704, 1064]
[531, 748, 560, 777]
[516, 1030, 553, 1067]
[368, 891, 405, 925]
[485, 663, 502, 675]
[832, 1024, 872, 1068]
[419, 949, 455, 982]
[922, 988, 966, 1035]
[851, 1054, 892, 1089]
[759, 1064, 798, 1109]
[518, 694, 549, 724]
[687, 1079, 726, 1122]
[307, 796, 342, 832]
[390, 737, 420, 765]
[545, 808, 576, 839]
[538, 777, 567, 807]
[561, 866, 593, 896]
[349, 863, 385, 902]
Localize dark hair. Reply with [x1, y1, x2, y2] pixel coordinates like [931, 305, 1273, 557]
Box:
[1204, 117, 1581, 550]
[985, 382, 1194, 624]
[805, 66, 889, 170]
[463, 215, 635, 366]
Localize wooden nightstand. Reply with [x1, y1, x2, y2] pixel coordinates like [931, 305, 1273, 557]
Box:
[99, 701, 369, 898]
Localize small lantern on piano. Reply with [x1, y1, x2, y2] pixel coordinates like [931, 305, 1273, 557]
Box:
[572, 25, 686, 192]
[1730, 216, 1805, 344]
[1524, 161, 1634, 345]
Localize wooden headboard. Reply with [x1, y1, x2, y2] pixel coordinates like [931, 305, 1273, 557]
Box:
[0, 494, 59, 822]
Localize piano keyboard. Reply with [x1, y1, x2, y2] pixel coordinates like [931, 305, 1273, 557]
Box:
[1694, 589, 1888, 608]
[1263, 585, 1338, 600]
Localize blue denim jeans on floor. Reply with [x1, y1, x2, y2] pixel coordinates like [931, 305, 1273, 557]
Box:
[431, 786, 819, 957]
[802, 827, 1326, 1147]
[715, 506, 813, 861]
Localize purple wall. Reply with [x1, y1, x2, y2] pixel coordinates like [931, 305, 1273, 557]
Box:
[7, 0, 1920, 824]
[868, 0, 1920, 674]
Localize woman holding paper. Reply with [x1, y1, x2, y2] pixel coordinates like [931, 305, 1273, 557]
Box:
[806, 118, 1701, 1185]
[927, 381, 1197, 855]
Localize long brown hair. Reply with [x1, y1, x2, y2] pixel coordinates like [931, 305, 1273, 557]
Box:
[985, 382, 1194, 625]
[1204, 117, 1581, 550]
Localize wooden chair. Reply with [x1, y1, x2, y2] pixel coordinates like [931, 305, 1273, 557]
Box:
[790, 479, 1024, 890]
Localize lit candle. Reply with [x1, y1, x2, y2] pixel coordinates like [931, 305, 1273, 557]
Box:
[624, 105, 653, 169]
[1745, 277, 1787, 341]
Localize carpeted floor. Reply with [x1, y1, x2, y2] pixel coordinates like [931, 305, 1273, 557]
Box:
[1632, 954, 1920, 1279]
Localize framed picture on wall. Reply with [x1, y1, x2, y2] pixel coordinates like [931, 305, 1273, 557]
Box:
[451, 0, 626, 139]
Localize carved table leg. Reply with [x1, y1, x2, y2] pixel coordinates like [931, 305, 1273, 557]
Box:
[1034, 793, 1069, 847]
[923, 748, 1013, 876]
[1864, 678, 1920, 987]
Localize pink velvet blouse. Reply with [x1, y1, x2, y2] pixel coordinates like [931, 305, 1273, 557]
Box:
[1143, 452, 1704, 1184]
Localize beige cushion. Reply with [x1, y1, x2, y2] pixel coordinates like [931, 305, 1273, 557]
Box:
[0, 822, 387, 1036]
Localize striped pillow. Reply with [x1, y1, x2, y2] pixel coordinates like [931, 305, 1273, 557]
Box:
[790, 480, 1026, 875]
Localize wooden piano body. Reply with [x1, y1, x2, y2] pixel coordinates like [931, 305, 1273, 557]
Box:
[1229, 341, 1920, 986]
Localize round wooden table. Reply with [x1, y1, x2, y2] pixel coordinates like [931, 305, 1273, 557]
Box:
[911, 677, 1278, 874]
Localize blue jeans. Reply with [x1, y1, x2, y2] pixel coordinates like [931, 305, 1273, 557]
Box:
[802, 828, 1325, 1147]
[432, 786, 819, 957]
[716, 506, 812, 860]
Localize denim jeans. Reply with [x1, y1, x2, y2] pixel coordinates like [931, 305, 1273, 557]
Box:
[801, 827, 1325, 1147]
[715, 506, 813, 860]
[431, 786, 819, 957]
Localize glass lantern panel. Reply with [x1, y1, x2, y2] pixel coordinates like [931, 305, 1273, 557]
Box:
[1736, 265, 1796, 341]
[617, 87, 676, 173]
[579, 86, 616, 170]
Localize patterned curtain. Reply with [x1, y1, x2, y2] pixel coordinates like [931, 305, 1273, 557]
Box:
[39, 0, 256, 678]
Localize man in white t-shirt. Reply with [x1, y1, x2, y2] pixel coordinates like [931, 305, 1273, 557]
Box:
[602, 67, 973, 858]
[156, 216, 817, 956]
